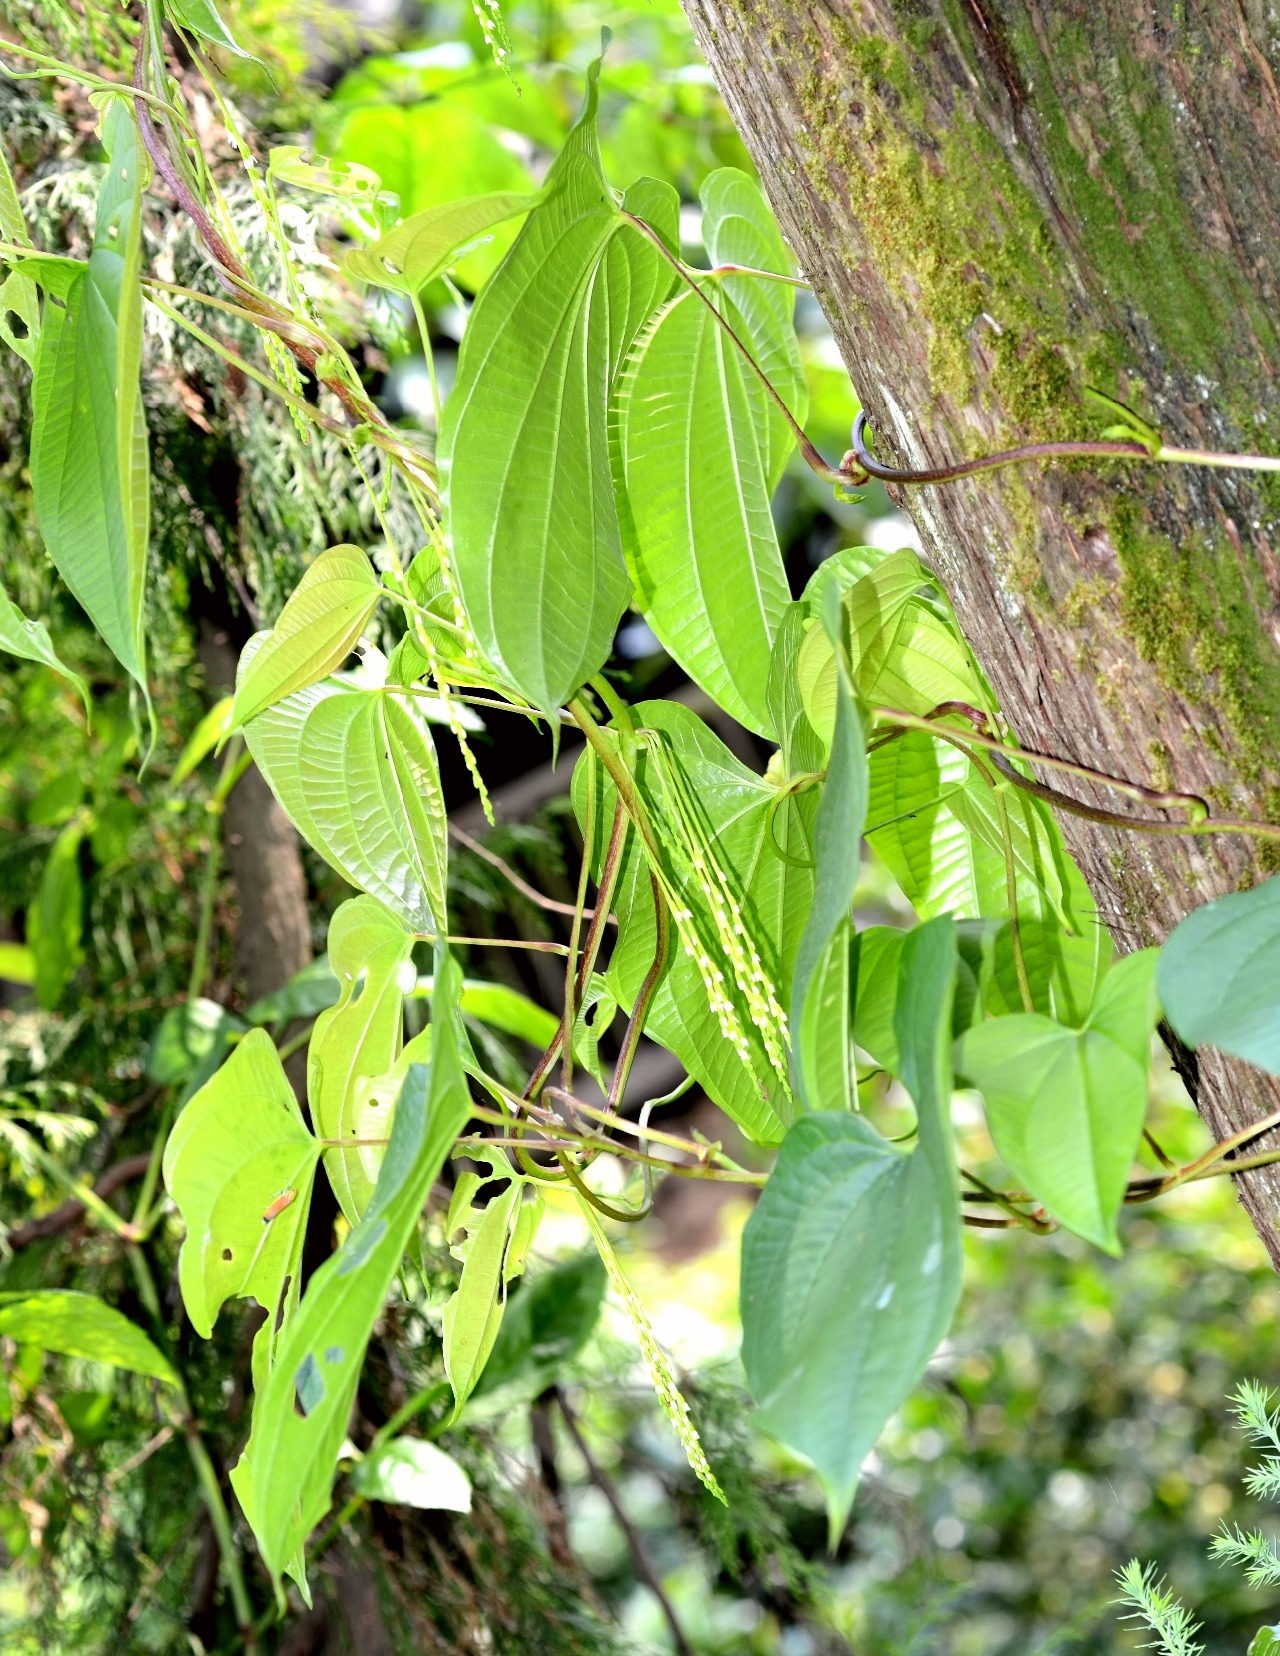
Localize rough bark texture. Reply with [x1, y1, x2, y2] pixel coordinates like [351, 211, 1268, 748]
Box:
[680, 0, 1280, 1264]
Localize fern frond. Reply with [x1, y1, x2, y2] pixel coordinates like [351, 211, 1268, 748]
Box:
[1114, 1561, 1204, 1656]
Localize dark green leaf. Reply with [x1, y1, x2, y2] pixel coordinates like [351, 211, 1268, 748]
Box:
[146, 997, 247, 1085]
[246, 957, 341, 1026]
[741, 918, 962, 1537]
[30, 100, 150, 695]
[27, 820, 83, 1009]
[1157, 875, 1280, 1073]
[474, 1252, 607, 1402]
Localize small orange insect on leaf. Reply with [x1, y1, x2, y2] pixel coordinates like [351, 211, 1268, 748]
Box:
[262, 1188, 298, 1223]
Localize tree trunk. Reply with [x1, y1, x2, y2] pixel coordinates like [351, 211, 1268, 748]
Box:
[680, 0, 1280, 1264]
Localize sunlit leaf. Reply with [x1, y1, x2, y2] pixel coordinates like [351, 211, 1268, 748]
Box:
[171, 697, 232, 786]
[230, 951, 470, 1598]
[351, 1437, 472, 1510]
[162, 1030, 319, 1388]
[267, 146, 383, 201]
[440, 62, 675, 711]
[956, 949, 1160, 1250]
[308, 897, 415, 1225]
[0, 942, 35, 985]
[29, 100, 150, 697]
[443, 1156, 539, 1419]
[243, 673, 448, 934]
[0, 1292, 175, 1384]
[231, 546, 381, 729]
[346, 190, 542, 295]
[741, 918, 962, 1538]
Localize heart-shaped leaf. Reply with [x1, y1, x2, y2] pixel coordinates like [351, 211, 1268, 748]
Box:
[956, 949, 1159, 1250]
[741, 918, 963, 1538]
[243, 676, 448, 934]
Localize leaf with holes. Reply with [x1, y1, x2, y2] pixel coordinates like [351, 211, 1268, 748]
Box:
[956, 948, 1159, 1250]
[346, 190, 543, 296]
[443, 1157, 541, 1420]
[163, 1029, 319, 1390]
[0, 1292, 176, 1384]
[741, 918, 962, 1539]
[308, 897, 415, 1225]
[29, 100, 150, 697]
[231, 546, 381, 729]
[0, 583, 89, 712]
[242, 672, 448, 934]
[618, 169, 804, 734]
[230, 950, 470, 1598]
[439, 61, 676, 711]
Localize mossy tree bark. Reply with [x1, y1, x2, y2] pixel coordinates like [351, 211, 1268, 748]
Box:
[681, 0, 1280, 1264]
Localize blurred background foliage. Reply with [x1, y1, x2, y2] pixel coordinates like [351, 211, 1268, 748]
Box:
[1, 0, 1279, 1653]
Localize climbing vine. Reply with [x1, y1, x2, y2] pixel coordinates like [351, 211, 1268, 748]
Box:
[7, 3, 1280, 1645]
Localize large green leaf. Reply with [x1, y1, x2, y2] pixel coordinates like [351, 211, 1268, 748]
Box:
[0, 583, 89, 712]
[308, 898, 415, 1225]
[789, 613, 867, 1110]
[345, 190, 542, 295]
[618, 169, 804, 734]
[572, 700, 810, 1143]
[956, 949, 1159, 1250]
[1156, 876, 1280, 1073]
[741, 918, 963, 1537]
[439, 63, 674, 711]
[231, 546, 381, 729]
[231, 951, 470, 1597]
[162, 1030, 319, 1389]
[30, 100, 149, 695]
[0, 1292, 176, 1385]
[766, 602, 825, 778]
[26, 820, 84, 1010]
[243, 675, 448, 934]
